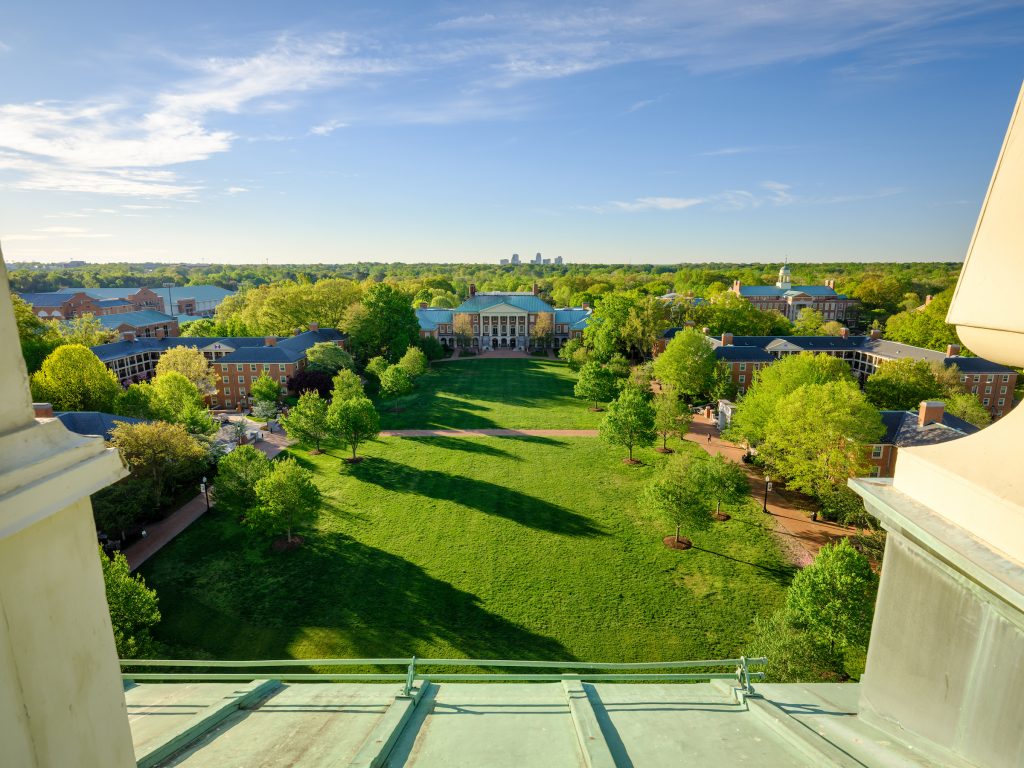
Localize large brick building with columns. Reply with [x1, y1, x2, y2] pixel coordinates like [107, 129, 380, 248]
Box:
[729, 263, 859, 323]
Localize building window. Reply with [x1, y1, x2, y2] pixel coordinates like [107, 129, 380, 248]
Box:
[738, 375, 745, 383]
[280, 375, 287, 384]
[222, 376, 228, 383]
[987, 375, 994, 383]
[974, 375, 980, 382]
[1001, 387, 1007, 395]
[871, 445, 883, 458]
[262, 364, 269, 371]
[985, 386, 992, 394]
[983, 398, 990, 406]
[1002, 374, 1010, 382]
[869, 466, 881, 477]
[224, 388, 231, 395]
[250, 364, 257, 372]
[239, 388, 246, 396]
[237, 376, 244, 383]
[738, 362, 746, 371]
[972, 386, 978, 394]
[236, 364, 243, 372]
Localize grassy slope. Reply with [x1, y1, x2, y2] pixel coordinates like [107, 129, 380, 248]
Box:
[143, 437, 793, 665]
[375, 358, 603, 430]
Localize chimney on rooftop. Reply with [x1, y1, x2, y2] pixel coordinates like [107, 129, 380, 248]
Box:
[839, 327, 850, 339]
[309, 322, 319, 332]
[120, 331, 136, 342]
[469, 283, 476, 297]
[265, 337, 277, 347]
[918, 400, 945, 427]
[33, 403, 54, 419]
[721, 332, 734, 346]
[702, 327, 711, 334]
[683, 320, 695, 329]
[419, 302, 429, 309]
[946, 343, 961, 358]
[824, 279, 835, 289]
[925, 295, 934, 306]
[732, 279, 741, 292]
[532, 282, 539, 296]
[581, 302, 590, 310]
[869, 328, 882, 340]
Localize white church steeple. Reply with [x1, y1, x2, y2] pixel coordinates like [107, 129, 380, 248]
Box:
[775, 258, 792, 290]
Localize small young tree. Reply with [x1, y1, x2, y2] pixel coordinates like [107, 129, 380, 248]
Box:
[330, 369, 365, 402]
[249, 457, 322, 545]
[379, 365, 413, 411]
[453, 314, 474, 349]
[99, 548, 161, 658]
[228, 419, 248, 446]
[398, 346, 428, 379]
[786, 538, 878, 655]
[328, 396, 380, 462]
[652, 328, 719, 403]
[574, 361, 620, 411]
[703, 454, 749, 521]
[214, 445, 272, 516]
[50, 313, 115, 347]
[30, 344, 122, 412]
[280, 391, 332, 453]
[641, 455, 713, 547]
[600, 385, 657, 463]
[250, 372, 282, 406]
[155, 346, 217, 394]
[652, 388, 692, 452]
[365, 355, 390, 380]
[530, 313, 554, 350]
[305, 342, 355, 374]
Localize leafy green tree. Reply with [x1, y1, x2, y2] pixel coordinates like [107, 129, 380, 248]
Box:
[31, 344, 121, 412]
[213, 445, 271, 516]
[726, 353, 854, 447]
[49, 313, 115, 347]
[305, 342, 355, 374]
[12, 294, 59, 372]
[418, 336, 447, 361]
[583, 292, 668, 361]
[703, 454, 750, 520]
[151, 372, 208, 428]
[653, 388, 691, 452]
[530, 313, 554, 350]
[178, 403, 218, 436]
[328, 396, 380, 461]
[280, 391, 332, 453]
[99, 548, 161, 658]
[249, 457, 322, 544]
[944, 392, 992, 428]
[330, 369, 365, 402]
[154, 346, 217, 394]
[109, 421, 208, 508]
[574, 361, 620, 410]
[114, 382, 163, 420]
[453, 314, 474, 349]
[346, 283, 421, 362]
[682, 291, 793, 336]
[759, 381, 885, 499]
[379, 365, 413, 408]
[600, 385, 657, 462]
[884, 289, 960, 351]
[250, 372, 282, 405]
[641, 454, 713, 545]
[652, 328, 719, 402]
[747, 609, 845, 683]
[91, 478, 147, 541]
[792, 307, 825, 336]
[786, 538, 878, 654]
[864, 358, 949, 410]
[365, 356, 389, 380]
[558, 337, 589, 371]
[398, 346, 428, 379]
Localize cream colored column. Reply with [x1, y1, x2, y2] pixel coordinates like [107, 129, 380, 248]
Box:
[0, 245, 134, 768]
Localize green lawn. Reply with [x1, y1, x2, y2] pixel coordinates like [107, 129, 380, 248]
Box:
[375, 358, 603, 430]
[143, 436, 793, 666]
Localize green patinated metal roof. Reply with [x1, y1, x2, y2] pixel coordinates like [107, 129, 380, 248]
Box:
[453, 293, 555, 314]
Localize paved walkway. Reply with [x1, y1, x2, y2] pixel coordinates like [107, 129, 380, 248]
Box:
[124, 420, 291, 571]
[380, 428, 599, 437]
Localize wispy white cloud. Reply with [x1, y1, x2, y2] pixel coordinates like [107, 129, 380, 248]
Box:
[698, 146, 758, 157]
[310, 119, 348, 136]
[0, 41, 10, 55]
[582, 196, 705, 213]
[225, 186, 249, 195]
[625, 98, 657, 113]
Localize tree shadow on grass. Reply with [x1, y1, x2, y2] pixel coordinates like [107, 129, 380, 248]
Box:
[402, 435, 522, 460]
[689, 545, 797, 586]
[348, 456, 604, 537]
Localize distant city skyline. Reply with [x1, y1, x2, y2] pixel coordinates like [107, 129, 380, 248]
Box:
[1, 1, 1023, 265]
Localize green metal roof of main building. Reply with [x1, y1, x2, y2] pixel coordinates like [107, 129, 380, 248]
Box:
[453, 292, 555, 314]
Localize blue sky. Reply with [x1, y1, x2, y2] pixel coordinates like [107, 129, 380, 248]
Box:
[1, 1, 1022, 264]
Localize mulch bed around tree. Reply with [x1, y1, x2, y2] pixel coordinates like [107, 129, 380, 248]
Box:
[343, 457, 365, 464]
[654, 447, 674, 454]
[309, 449, 323, 455]
[713, 512, 731, 521]
[588, 407, 605, 412]
[622, 458, 642, 465]
[272, 535, 305, 552]
[663, 536, 692, 550]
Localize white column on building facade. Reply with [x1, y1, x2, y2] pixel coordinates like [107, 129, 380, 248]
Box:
[0, 245, 136, 766]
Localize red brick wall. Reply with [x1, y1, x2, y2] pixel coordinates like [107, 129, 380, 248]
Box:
[214, 361, 297, 409]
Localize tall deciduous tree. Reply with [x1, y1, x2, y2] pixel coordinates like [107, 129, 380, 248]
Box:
[792, 308, 825, 336]
[600, 385, 657, 462]
[652, 388, 692, 452]
[864, 358, 957, 411]
[329, 396, 380, 461]
[154, 346, 217, 394]
[574, 361, 620, 410]
[330, 369, 365, 402]
[249, 457, 322, 544]
[365, 356, 390, 380]
[346, 283, 421, 362]
[305, 342, 354, 374]
[652, 328, 719, 403]
[99, 548, 161, 658]
[12, 294, 59, 372]
[944, 393, 992, 428]
[280, 391, 332, 453]
[31, 344, 121, 412]
[453, 314, 474, 349]
[558, 337, 589, 371]
[641, 454, 714, 546]
[109, 421, 208, 507]
[530, 313, 554, 350]
[214, 445, 272, 516]
[150, 372, 216, 434]
[726, 353, 854, 447]
[759, 381, 885, 498]
[250, 372, 282, 405]
[703, 454, 750, 520]
[379, 365, 413, 409]
[49, 313, 115, 347]
[398, 346, 428, 379]
[884, 289, 960, 352]
[786, 538, 878, 654]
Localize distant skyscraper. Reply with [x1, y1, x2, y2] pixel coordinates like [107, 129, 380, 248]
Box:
[554, 256, 563, 265]
[499, 259, 509, 265]
[542, 259, 551, 265]
[511, 253, 520, 265]
[533, 252, 543, 264]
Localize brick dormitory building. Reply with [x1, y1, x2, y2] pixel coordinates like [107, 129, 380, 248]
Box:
[90, 324, 345, 410]
[729, 263, 860, 323]
[657, 327, 1018, 419]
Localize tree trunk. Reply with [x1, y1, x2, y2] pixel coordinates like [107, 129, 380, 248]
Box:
[628, 444, 633, 461]
[662, 433, 667, 450]
[286, 525, 292, 544]
[351, 441, 358, 460]
[675, 523, 680, 543]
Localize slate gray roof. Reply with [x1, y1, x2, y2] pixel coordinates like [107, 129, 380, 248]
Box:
[878, 409, 979, 447]
[58, 285, 235, 302]
[91, 329, 345, 364]
[96, 299, 134, 308]
[737, 285, 849, 298]
[17, 292, 77, 307]
[55, 411, 145, 440]
[454, 293, 554, 314]
[97, 310, 176, 329]
[714, 346, 774, 362]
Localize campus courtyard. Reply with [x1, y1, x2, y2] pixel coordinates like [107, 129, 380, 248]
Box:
[142, 359, 794, 665]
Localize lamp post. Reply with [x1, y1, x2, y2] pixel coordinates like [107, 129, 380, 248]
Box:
[762, 475, 772, 513]
[201, 476, 210, 511]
